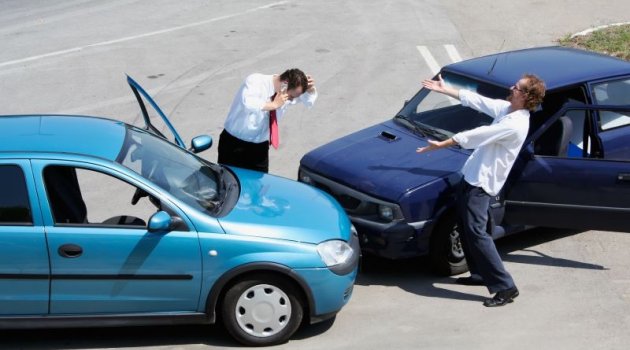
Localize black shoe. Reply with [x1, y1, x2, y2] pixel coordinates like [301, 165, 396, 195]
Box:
[455, 276, 485, 286]
[483, 287, 519, 307]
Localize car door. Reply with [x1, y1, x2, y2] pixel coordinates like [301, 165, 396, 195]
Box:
[504, 103, 630, 232]
[32, 159, 202, 315]
[127, 75, 187, 148]
[0, 160, 49, 315]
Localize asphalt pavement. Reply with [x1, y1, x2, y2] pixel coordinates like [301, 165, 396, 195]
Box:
[1, 1, 630, 349]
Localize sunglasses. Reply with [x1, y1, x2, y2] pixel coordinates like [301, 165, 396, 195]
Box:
[511, 84, 526, 93]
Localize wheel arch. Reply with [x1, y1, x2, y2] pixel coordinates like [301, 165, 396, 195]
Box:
[204, 262, 315, 323]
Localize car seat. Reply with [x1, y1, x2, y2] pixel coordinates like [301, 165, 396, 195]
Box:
[44, 166, 88, 224]
[534, 116, 573, 157]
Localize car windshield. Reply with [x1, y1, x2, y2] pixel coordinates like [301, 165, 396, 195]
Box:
[395, 72, 509, 140]
[116, 126, 226, 215]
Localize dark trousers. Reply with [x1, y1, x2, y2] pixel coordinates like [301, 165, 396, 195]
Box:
[217, 130, 269, 173]
[457, 180, 515, 293]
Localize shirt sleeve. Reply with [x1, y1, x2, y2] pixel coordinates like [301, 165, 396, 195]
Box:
[459, 89, 510, 119]
[452, 122, 518, 149]
[298, 88, 318, 108]
[241, 74, 268, 112]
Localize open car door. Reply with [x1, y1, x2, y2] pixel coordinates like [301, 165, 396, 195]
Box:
[127, 76, 212, 154]
[503, 103, 630, 232]
[127, 75, 187, 149]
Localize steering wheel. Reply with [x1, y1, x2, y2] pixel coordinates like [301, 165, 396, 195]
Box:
[131, 188, 149, 205]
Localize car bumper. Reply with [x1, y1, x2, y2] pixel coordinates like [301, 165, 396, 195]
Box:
[294, 266, 357, 322]
[350, 216, 433, 259]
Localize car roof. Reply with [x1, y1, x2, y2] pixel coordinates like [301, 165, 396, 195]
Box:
[0, 115, 126, 160]
[443, 46, 630, 91]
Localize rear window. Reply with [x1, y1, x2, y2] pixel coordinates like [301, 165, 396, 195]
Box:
[0, 165, 32, 225]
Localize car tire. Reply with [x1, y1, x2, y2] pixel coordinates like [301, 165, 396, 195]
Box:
[222, 274, 304, 346]
[429, 213, 468, 276]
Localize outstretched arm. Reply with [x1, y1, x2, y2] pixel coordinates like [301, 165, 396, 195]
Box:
[421, 74, 460, 100]
[416, 138, 458, 153]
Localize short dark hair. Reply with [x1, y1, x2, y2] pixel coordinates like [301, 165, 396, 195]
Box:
[521, 74, 546, 112]
[279, 68, 308, 93]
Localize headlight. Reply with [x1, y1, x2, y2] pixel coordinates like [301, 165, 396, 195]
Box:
[317, 240, 353, 266]
[317, 238, 359, 275]
[378, 205, 394, 221]
[298, 168, 314, 185]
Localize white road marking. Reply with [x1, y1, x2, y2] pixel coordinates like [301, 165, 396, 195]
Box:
[0, 1, 289, 69]
[444, 44, 462, 63]
[416, 45, 441, 76]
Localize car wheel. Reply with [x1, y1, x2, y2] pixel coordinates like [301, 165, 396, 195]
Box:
[429, 214, 468, 276]
[222, 274, 304, 346]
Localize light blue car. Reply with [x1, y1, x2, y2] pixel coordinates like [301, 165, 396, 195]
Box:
[0, 76, 358, 346]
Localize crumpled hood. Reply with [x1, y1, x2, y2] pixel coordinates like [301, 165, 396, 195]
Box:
[300, 120, 467, 202]
[218, 167, 351, 244]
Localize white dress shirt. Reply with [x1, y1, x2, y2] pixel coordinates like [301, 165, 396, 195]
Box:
[223, 73, 318, 143]
[452, 90, 530, 196]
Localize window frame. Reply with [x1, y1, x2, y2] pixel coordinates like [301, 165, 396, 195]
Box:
[0, 164, 34, 226]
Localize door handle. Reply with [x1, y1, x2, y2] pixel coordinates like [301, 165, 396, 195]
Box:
[618, 173, 630, 182]
[58, 244, 83, 258]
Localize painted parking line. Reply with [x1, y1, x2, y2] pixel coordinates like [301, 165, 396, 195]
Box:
[417, 45, 464, 105]
[0, 1, 288, 69]
[416, 45, 441, 76]
[416, 44, 464, 76]
[444, 44, 462, 63]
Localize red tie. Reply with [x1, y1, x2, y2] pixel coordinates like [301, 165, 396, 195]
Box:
[269, 94, 279, 149]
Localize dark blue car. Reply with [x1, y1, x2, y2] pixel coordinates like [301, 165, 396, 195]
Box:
[299, 46, 630, 275]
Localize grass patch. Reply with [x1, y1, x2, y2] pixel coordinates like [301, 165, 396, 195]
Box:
[558, 24, 630, 61]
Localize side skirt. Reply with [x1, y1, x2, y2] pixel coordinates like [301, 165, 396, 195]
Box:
[0, 312, 211, 329]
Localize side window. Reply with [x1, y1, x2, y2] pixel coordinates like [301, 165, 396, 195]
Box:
[0, 165, 32, 225]
[532, 88, 592, 158]
[592, 78, 630, 131]
[43, 166, 159, 227]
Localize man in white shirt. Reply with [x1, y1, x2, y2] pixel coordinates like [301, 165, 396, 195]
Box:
[218, 68, 317, 173]
[417, 73, 546, 307]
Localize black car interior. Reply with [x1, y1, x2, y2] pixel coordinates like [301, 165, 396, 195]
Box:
[44, 166, 147, 226]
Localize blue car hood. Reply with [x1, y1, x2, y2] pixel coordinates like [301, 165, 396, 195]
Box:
[300, 120, 467, 202]
[218, 168, 351, 244]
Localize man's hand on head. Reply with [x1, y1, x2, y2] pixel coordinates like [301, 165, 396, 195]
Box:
[306, 75, 316, 93]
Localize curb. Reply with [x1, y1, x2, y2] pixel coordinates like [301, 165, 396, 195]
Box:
[571, 22, 630, 38]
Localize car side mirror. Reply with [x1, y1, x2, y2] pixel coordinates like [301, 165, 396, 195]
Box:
[190, 135, 212, 153]
[148, 211, 172, 233]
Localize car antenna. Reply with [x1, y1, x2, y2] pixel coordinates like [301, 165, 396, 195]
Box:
[487, 39, 506, 76]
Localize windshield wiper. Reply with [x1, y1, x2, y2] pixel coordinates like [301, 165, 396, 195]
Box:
[394, 115, 427, 137]
[395, 115, 451, 141]
[425, 126, 450, 140]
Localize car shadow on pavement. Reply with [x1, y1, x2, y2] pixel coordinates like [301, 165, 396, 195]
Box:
[0, 324, 239, 349]
[355, 227, 606, 302]
[357, 254, 487, 302]
[0, 309, 336, 349]
[497, 227, 607, 270]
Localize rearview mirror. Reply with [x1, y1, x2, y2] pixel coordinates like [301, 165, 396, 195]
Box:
[190, 135, 213, 153]
[148, 211, 172, 233]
